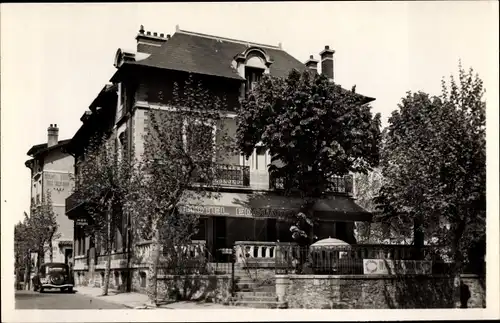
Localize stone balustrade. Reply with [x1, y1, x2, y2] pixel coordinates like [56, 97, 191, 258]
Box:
[133, 240, 207, 266]
[234, 241, 298, 264]
[73, 256, 87, 271]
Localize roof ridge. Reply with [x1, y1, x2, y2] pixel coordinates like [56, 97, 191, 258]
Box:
[177, 29, 282, 50]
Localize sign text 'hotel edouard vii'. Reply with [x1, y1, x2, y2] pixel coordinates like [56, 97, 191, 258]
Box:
[178, 205, 295, 219]
[178, 205, 251, 217]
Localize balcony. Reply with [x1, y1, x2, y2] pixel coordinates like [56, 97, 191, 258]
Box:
[269, 174, 354, 195]
[193, 164, 250, 187]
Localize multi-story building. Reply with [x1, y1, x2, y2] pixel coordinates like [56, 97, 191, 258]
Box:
[65, 25, 375, 292]
[25, 124, 75, 264]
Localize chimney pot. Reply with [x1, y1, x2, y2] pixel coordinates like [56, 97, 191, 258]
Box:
[320, 46, 335, 81]
[167, 34, 171, 39]
[136, 27, 167, 53]
[305, 55, 319, 73]
[47, 124, 59, 147]
[139, 25, 145, 34]
[175, 24, 180, 32]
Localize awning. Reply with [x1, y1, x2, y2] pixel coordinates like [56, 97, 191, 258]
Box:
[178, 191, 372, 222]
[58, 240, 73, 247]
[313, 196, 373, 222]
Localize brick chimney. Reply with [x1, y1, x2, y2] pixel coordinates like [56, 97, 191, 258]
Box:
[136, 25, 167, 53]
[320, 45, 335, 82]
[305, 55, 319, 74]
[47, 124, 59, 147]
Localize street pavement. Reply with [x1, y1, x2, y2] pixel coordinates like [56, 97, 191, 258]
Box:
[15, 289, 127, 309]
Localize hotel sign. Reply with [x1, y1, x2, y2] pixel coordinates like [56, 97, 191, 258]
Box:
[363, 259, 432, 275]
[76, 218, 88, 226]
[178, 205, 249, 217]
[178, 205, 295, 219]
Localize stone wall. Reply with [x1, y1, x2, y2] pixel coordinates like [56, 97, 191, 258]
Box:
[277, 274, 485, 309]
[461, 274, 486, 308]
[73, 267, 233, 304]
[157, 275, 232, 304]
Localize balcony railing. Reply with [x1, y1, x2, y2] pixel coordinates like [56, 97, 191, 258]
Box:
[193, 164, 250, 187]
[269, 174, 354, 194]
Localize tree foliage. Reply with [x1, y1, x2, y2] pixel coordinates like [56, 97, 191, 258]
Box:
[353, 169, 412, 244]
[126, 75, 235, 304]
[15, 194, 59, 288]
[376, 63, 486, 267]
[73, 134, 134, 295]
[29, 192, 60, 265]
[237, 69, 381, 198]
[237, 69, 381, 245]
[14, 213, 35, 287]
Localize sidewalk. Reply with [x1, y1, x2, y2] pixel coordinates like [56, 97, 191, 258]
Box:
[75, 286, 233, 309]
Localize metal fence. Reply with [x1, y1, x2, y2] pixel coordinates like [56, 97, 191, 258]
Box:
[275, 244, 454, 275]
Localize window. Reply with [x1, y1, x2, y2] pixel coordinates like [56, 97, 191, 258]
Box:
[116, 83, 126, 121]
[119, 132, 127, 159]
[255, 146, 266, 170]
[245, 67, 264, 94]
[183, 120, 216, 162]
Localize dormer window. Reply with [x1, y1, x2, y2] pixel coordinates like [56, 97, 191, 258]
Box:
[234, 47, 274, 98]
[245, 66, 264, 94]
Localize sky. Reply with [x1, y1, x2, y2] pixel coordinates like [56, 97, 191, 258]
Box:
[1, 2, 499, 226]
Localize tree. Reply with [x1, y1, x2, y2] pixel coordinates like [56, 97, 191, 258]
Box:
[29, 192, 60, 267]
[376, 63, 486, 270]
[14, 213, 36, 289]
[126, 75, 234, 305]
[73, 134, 134, 296]
[353, 169, 412, 244]
[237, 69, 381, 243]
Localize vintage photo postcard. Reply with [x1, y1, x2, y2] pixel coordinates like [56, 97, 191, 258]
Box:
[1, 2, 499, 322]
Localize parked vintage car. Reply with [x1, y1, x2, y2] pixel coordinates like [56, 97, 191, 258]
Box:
[32, 262, 74, 293]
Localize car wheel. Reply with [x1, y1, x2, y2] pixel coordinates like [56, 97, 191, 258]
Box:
[67, 287, 73, 293]
[39, 287, 44, 293]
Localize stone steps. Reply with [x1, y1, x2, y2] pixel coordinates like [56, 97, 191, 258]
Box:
[231, 264, 281, 309]
[235, 294, 278, 302]
[235, 283, 275, 293]
[235, 291, 276, 297]
[232, 300, 283, 309]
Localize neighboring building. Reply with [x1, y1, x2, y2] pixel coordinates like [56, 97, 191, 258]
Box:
[25, 124, 75, 264]
[65, 25, 375, 292]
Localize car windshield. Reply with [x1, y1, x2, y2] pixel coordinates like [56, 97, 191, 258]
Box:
[43, 264, 68, 274]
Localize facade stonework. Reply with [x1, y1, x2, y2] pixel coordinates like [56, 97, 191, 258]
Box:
[277, 274, 485, 309]
[65, 25, 375, 297]
[26, 125, 75, 264]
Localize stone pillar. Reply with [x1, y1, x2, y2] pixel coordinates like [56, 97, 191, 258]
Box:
[275, 274, 290, 307]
